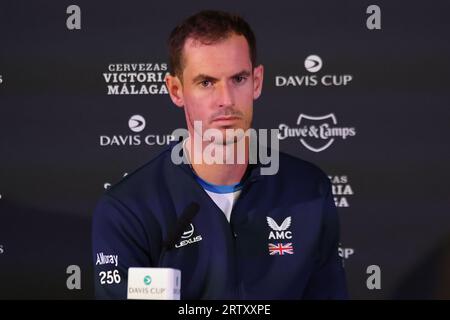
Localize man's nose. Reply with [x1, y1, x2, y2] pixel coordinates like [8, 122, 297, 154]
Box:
[216, 82, 234, 108]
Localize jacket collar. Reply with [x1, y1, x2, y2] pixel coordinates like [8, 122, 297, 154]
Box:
[166, 139, 264, 185]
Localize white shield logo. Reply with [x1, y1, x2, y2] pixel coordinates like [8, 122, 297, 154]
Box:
[296, 113, 337, 152]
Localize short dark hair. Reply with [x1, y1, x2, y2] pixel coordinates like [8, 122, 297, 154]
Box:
[168, 10, 257, 80]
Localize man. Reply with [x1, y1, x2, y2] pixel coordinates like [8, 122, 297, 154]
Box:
[92, 10, 348, 299]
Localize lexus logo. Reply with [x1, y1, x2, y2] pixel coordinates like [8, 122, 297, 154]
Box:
[181, 224, 195, 239]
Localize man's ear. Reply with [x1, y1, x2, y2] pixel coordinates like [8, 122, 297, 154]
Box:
[165, 74, 184, 107]
[252, 64, 264, 100]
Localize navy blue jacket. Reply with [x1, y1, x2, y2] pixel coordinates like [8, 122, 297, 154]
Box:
[92, 142, 348, 299]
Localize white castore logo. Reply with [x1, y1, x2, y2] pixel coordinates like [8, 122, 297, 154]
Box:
[267, 216, 293, 240]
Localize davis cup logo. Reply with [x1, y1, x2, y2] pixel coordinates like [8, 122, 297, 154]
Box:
[143, 275, 152, 285]
[128, 115, 146, 133]
[304, 55, 322, 73]
[275, 54, 353, 87]
[99, 114, 175, 147]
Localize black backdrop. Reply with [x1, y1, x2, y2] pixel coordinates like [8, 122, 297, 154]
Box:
[1, 0, 449, 299]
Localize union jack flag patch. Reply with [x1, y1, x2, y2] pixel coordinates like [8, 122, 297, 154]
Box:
[268, 243, 294, 255]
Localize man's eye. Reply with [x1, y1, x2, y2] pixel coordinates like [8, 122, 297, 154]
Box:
[200, 80, 212, 87]
[234, 76, 247, 84]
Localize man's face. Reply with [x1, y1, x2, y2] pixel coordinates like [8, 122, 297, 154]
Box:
[166, 33, 264, 144]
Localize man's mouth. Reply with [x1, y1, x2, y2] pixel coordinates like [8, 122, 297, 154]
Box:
[212, 116, 240, 122]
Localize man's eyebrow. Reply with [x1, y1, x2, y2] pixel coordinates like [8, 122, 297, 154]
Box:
[192, 70, 252, 84]
[192, 74, 219, 84]
[231, 70, 251, 78]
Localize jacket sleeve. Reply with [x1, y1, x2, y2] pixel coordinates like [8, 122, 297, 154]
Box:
[92, 194, 152, 299]
[302, 177, 349, 299]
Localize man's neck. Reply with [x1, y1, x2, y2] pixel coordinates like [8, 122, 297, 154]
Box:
[184, 135, 249, 186]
